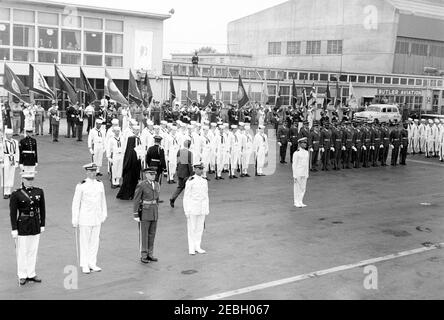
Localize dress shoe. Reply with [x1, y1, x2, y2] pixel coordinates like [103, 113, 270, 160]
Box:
[196, 248, 206, 254]
[219, 177, 224, 180]
[283, 161, 287, 164]
[233, 175, 238, 179]
[189, 251, 196, 255]
[158, 200, 164, 203]
[27, 276, 42, 283]
[19, 278, 27, 285]
[240, 174, 245, 177]
[172, 180, 176, 183]
[140, 257, 150, 264]
[169, 199, 175, 208]
[300, 203, 307, 207]
[229, 175, 233, 179]
[294, 204, 302, 208]
[82, 267, 90, 274]
[3, 195, 10, 199]
[147, 256, 158, 262]
[215, 177, 220, 180]
[89, 266, 102, 272]
[245, 174, 251, 177]
[168, 180, 173, 184]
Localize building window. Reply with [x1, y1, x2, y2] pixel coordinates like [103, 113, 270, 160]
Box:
[287, 41, 300, 55]
[349, 75, 357, 82]
[395, 41, 409, 54]
[400, 78, 407, 85]
[105, 34, 123, 54]
[84, 54, 102, 66]
[38, 12, 58, 25]
[320, 73, 328, 81]
[13, 49, 34, 62]
[13, 9, 35, 23]
[0, 48, 9, 60]
[268, 42, 281, 55]
[61, 53, 81, 64]
[415, 79, 422, 86]
[13, 25, 35, 47]
[408, 78, 414, 85]
[279, 86, 290, 105]
[62, 14, 81, 28]
[384, 77, 391, 84]
[38, 51, 58, 63]
[375, 77, 383, 84]
[411, 43, 428, 56]
[105, 56, 122, 67]
[392, 78, 399, 85]
[306, 41, 321, 55]
[299, 72, 308, 80]
[309, 73, 318, 81]
[340, 74, 347, 82]
[327, 40, 342, 54]
[0, 8, 10, 21]
[430, 45, 444, 58]
[85, 32, 103, 52]
[0, 23, 9, 45]
[62, 30, 81, 50]
[38, 27, 58, 49]
[358, 76, 366, 83]
[106, 20, 123, 32]
[84, 17, 103, 30]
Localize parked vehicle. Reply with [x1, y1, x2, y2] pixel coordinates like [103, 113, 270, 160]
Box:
[353, 104, 402, 124]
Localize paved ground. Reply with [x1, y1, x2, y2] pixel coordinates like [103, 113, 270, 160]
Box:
[0, 122, 443, 300]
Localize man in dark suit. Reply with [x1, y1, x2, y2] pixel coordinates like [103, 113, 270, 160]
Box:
[169, 140, 193, 208]
[145, 136, 166, 184]
[66, 103, 76, 138]
[133, 167, 160, 264]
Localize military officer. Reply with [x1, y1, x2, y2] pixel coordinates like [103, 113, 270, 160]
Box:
[107, 126, 124, 189]
[253, 125, 268, 176]
[49, 101, 60, 142]
[439, 119, 444, 162]
[379, 122, 390, 166]
[319, 122, 333, 171]
[19, 128, 38, 173]
[400, 121, 409, 165]
[292, 137, 309, 208]
[277, 122, 290, 164]
[370, 121, 382, 167]
[308, 121, 321, 172]
[342, 121, 354, 169]
[229, 125, 242, 178]
[166, 125, 180, 183]
[2, 128, 20, 199]
[9, 169, 45, 285]
[133, 167, 160, 263]
[183, 163, 209, 255]
[361, 122, 371, 168]
[240, 123, 253, 177]
[425, 119, 434, 158]
[72, 163, 107, 274]
[330, 120, 343, 170]
[88, 119, 106, 176]
[390, 123, 402, 166]
[146, 135, 167, 185]
[200, 125, 212, 180]
[289, 121, 299, 164]
[352, 121, 363, 168]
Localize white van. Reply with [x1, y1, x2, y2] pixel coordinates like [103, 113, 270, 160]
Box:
[353, 104, 402, 124]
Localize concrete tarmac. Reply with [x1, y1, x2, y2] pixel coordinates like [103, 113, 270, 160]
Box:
[0, 123, 443, 300]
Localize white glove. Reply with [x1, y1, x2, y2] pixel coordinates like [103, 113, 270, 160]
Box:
[133, 217, 140, 222]
[108, 158, 113, 164]
[309, 148, 313, 152]
[380, 145, 384, 149]
[362, 146, 367, 151]
[342, 146, 346, 151]
[352, 146, 357, 152]
[330, 147, 335, 152]
[400, 145, 403, 149]
[35, 163, 38, 167]
[19, 164, 24, 170]
[288, 142, 292, 146]
[370, 146, 374, 150]
[390, 144, 394, 148]
[89, 148, 94, 155]
[11, 230, 18, 238]
[40, 227, 45, 233]
[72, 223, 78, 228]
[278, 142, 282, 146]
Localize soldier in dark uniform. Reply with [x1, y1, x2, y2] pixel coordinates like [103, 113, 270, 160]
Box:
[319, 122, 333, 171]
[361, 122, 371, 168]
[399, 121, 409, 165]
[228, 105, 239, 126]
[330, 120, 343, 170]
[164, 106, 173, 123]
[243, 107, 252, 124]
[133, 167, 160, 264]
[390, 123, 402, 166]
[380, 122, 390, 166]
[308, 121, 321, 172]
[19, 129, 38, 173]
[352, 121, 363, 168]
[75, 103, 85, 142]
[370, 121, 381, 167]
[66, 103, 76, 138]
[146, 136, 167, 185]
[342, 121, 354, 169]
[289, 121, 300, 163]
[277, 122, 290, 163]
[9, 169, 45, 285]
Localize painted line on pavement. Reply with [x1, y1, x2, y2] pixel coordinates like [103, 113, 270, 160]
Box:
[197, 242, 444, 300]
[408, 159, 444, 167]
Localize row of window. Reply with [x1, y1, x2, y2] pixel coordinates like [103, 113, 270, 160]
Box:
[395, 40, 444, 58]
[268, 40, 343, 56]
[0, 24, 123, 54]
[0, 7, 123, 31]
[0, 48, 122, 66]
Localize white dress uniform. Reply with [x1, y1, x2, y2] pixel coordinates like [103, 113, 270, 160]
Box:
[208, 128, 217, 171]
[190, 131, 202, 165]
[72, 176, 107, 271]
[200, 134, 212, 178]
[433, 120, 440, 155]
[107, 135, 124, 186]
[222, 129, 231, 171]
[241, 129, 254, 175]
[229, 130, 242, 176]
[292, 145, 309, 207]
[439, 120, 444, 161]
[140, 127, 154, 152]
[253, 131, 269, 175]
[166, 133, 180, 181]
[183, 172, 209, 254]
[425, 121, 435, 156]
[121, 108, 131, 132]
[418, 121, 427, 153]
[407, 122, 414, 154]
[88, 127, 106, 172]
[2, 135, 20, 196]
[23, 107, 36, 133]
[215, 130, 227, 178]
[412, 121, 420, 153]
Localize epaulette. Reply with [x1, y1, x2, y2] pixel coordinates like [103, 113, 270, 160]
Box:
[80, 180, 86, 184]
[188, 176, 195, 181]
[96, 179, 101, 182]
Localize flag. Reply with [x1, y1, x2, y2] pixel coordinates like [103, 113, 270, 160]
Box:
[300, 87, 307, 108]
[203, 77, 212, 107]
[335, 80, 341, 107]
[247, 81, 252, 100]
[169, 72, 176, 105]
[54, 64, 77, 104]
[348, 82, 358, 110]
[262, 77, 269, 105]
[186, 76, 192, 106]
[29, 64, 55, 99]
[323, 81, 332, 110]
[128, 70, 143, 105]
[237, 75, 249, 108]
[218, 78, 223, 101]
[79, 67, 97, 104]
[3, 64, 30, 103]
[308, 84, 317, 106]
[275, 81, 282, 109]
[104, 69, 129, 106]
[141, 73, 153, 106]
[291, 78, 297, 108]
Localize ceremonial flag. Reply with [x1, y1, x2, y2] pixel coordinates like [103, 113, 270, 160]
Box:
[186, 76, 192, 106]
[323, 81, 332, 110]
[218, 78, 223, 101]
[291, 78, 297, 108]
[275, 81, 282, 109]
[203, 77, 212, 107]
[128, 70, 143, 105]
[141, 73, 153, 106]
[300, 87, 308, 108]
[54, 64, 78, 104]
[29, 64, 55, 99]
[79, 67, 97, 104]
[262, 77, 269, 105]
[169, 72, 176, 105]
[247, 81, 252, 100]
[237, 75, 249, 108]
[3, 64, 30, 103]
[104, 69, 129, 106]
[308, 83, 317, 106]
[335, 80, 341, 107]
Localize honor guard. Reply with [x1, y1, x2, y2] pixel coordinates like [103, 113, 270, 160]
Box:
[319, 122, 333, 171]
[133, 167, 160, 263]
[277, 122, 290, 163]
[342, 121, 354, 169]
[330, 120, 344, 170]
[88, 119, 106, 176]
[2, 128, 20, 199]
[352, 121, 363, 168]
[229, 125, 242, 178]
[370, 121, 382, 167]
[19, 129, 38, 173]
[399, 121, 409, 165]
[379, 122, 390, 166]
[308, 121, 321, 172]
[240, 123, 253, 177]
[390, 123, 402, 166]
[9, 169, 45, 285]
[72, 163, 107, 274]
